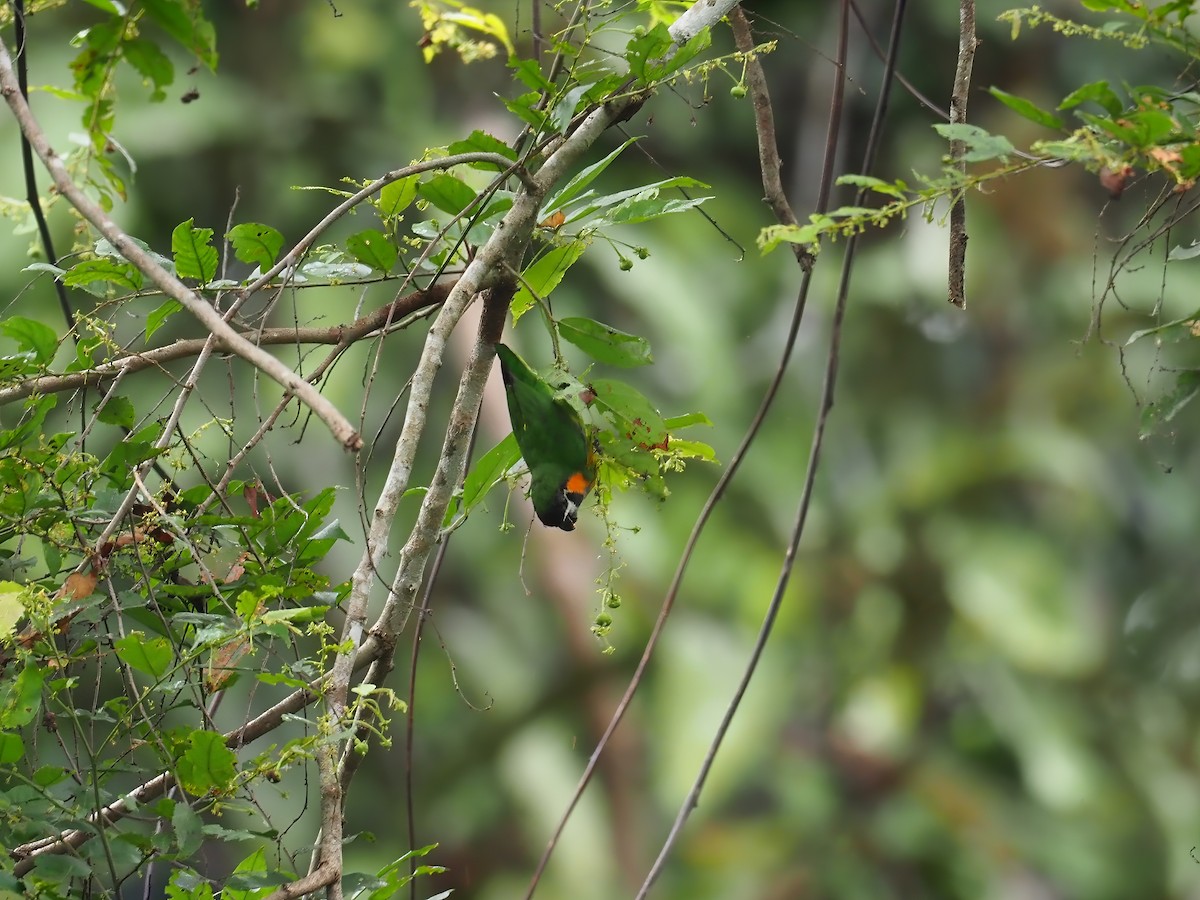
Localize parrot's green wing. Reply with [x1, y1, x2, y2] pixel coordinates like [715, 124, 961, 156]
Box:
[495, 343, 595, 531]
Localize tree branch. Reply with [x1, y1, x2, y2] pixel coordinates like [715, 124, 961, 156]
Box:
[948, 0, 977, 308]
[0, 282, 452, 406]
[0, 36, 362, 451]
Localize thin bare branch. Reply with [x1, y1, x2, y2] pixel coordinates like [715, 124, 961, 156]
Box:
[948, 0, 977, 308]
[636, 1, 909, 892]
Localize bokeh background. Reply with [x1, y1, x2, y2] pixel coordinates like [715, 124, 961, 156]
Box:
[4, 1, 1200, 897]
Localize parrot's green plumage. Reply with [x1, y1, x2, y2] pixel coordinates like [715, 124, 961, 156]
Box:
[495, 343, 595, 531]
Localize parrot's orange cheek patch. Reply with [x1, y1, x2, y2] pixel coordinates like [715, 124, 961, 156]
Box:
[565, 471, 592, 497]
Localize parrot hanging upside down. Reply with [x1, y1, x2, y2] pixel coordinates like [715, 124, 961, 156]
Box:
[495, 343, 596, 531]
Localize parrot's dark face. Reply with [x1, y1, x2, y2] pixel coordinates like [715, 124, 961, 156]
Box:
[495, 343, 595, 531]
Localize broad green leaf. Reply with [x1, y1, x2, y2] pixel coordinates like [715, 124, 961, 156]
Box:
[141, 0, 218, 69]
[509, 57, 554, 92]
[228, 223, 284, 270]
[176, 728, 237, 795]
[664, 412, 713, 429]
[0, 731, 20, 765]
[173, 801, 204, 857]
[345, 229, 397, 273]
[501, 91, 549, 130]
[172, 218, 219, 283]
[0, 662, 45, 728]
[666, 437, 717, 461]
[447, 130, 518, 169]
[657, 24, 712, 78]
[376, 176, 417, 219]
[123, 37, 174, 101]
[559, 317, 653, 367]
[989, 87, 1065, 130]
[0, 316, 58, 364]
[31, 854, 91, 883]
[0, 581, 24, 641]
[835, 174, 908, 199]
[563, 175, 707, 224]
[1141, 370, 1200, 436]
[445, 434, 521, 526]
[298, 259, 372, 281]
[96, 395, 136, 428]
[542, 138, 636, 216]
[625, 22, 674, 83]
[932, 123, 1016, 162]
[62, 258, 144, 293]
[551, 84, 590, 134]
[417, 174, 477, 215]
[590, 378, 668, 447]
[1058, 80, 1123, 116]
[115, 632, 174, 679]
[510, 241, 586, 322]
[605, 191, 711, 225]
[146, 298, 183, 340]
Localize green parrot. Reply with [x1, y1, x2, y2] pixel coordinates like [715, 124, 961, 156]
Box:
[495, 343, 596, 531]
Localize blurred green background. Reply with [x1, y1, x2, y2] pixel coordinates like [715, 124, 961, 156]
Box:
[4, 1, 1200, 897]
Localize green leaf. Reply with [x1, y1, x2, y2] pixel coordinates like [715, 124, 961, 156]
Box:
[989, 87, 1065, 130]
[173, 801, 204, 857]
[62, 257, 144, 293]
[559, 317, 653, 367]
[605, 190, 711, 225]
[32, 854, 91, 883]
[625, 23, 674, 83]
[0, 581, 24, 641]
[542, 138, 636, 217]
[0, 731, 24, 765]
[345, 229, 397, 273]
[1141, 370, 1200, 436]
[551, 84, 590, 134]
[0, 316, 58, 364]
[141, 0, 218, 69]
[658, 24, 712, 78]
[663, 412, 713, 429]
[590, 378, 668, 447]
[96, 395, 136, 428]
[377, 176, 418, 220]
[115, 632, 174, 679]
[172, 218, 219, 283]
[447, 130, 518, 169]
[1059, 80, 1123, 116]
[932, 123, 1017, 162]
[228, 223, 284, 270]
[417, 174, 477, 215]
[146, 298, 183, 340]
[510, 241, 586, 322]
[835, 174, 908, 199]
[0, 662, 45, 728]
[177, 728, 237, 795]
[445, 433, 521, 526]
[123, 37, 175, 101]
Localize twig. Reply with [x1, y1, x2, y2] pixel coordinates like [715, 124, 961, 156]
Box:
[239, 153, 533, 299]
[635, 1, 909, 892]
[948, 0, 976, 308]
[0, 36, 362, 451]
[524, 0, 828, 893]
[0, 282, 451, 405]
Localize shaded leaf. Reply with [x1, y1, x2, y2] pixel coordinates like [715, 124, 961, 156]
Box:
[559, 317, 653, 367]
[228, 223, 284, 270]
[346, 229, 397, 273]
